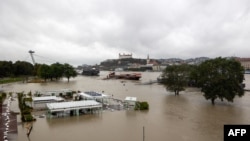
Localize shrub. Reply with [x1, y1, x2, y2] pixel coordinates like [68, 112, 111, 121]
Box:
[135, 101, 149, 110]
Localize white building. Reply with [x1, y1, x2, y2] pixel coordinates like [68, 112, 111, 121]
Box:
[124, 97, 137, 107]
[35, 89, 73, 97]
[78, 91, 111, 104]
[119, 53, 132, 59]
[46, 100, 102, 118]
[26, 96, 64, 109]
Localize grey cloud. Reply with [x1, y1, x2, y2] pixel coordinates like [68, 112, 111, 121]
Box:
[1, 0, 250, 66]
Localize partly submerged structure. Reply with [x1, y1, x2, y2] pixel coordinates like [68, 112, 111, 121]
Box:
[34, 89, 73, 97]
[106, 72, 141, 80]
[82, 68, 100, 76]
[78, 91, 111, 104]
[124, 97, 137, 107]
[25, 96, 65, 109]
[46, 100, 102, 118]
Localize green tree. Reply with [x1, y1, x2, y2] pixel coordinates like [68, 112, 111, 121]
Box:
[63, 63, 77, 82]
[162, 64, 189, 96]
[51, 62, 64, 80]
[33, 63, 41, 76]
[197, 57, 245, 105]
[37, 64, 51, 82]
[0, 61, 13, 77]
[13, 61, 34, 76]
[188, 65, 200, 87]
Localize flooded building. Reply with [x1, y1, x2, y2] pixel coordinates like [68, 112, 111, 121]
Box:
[78, 91, 112, 104]
[28, 96, 65, 109]
[124, 96, 137, 107]
[46, 100, 102, 118]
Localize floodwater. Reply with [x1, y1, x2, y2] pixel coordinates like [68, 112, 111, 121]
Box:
[3, 71, 250, 141]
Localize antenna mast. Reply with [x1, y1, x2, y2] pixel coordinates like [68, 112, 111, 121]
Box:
[28, 50, 36, 65]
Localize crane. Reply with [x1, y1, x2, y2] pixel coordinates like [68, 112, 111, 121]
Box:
[28, 50, 36, 65]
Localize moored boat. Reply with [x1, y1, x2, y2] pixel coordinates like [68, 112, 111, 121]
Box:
[82, 68, 100, 76]
[106, 72, 141, 80]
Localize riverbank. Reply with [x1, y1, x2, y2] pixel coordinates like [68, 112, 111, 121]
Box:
[1, 97, 18, 141]
[0, 77, 24, 84]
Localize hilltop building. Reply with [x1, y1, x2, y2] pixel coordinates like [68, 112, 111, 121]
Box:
[119, 53, 132, 59]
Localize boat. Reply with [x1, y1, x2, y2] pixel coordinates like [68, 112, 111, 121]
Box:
[82, 68, 100, 76]
[114, 68, 124, 72]
[106, 72, 141, 80]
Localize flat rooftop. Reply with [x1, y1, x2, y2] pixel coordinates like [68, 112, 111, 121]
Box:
[46, 100, 102, 112]
[33, 96, 64, 101]
[84, 91, 110, 97]
[125, 97, 137, 101]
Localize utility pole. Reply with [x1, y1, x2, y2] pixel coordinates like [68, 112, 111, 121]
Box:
[28, 50, 36, 65]
[143, 126, 145, 141]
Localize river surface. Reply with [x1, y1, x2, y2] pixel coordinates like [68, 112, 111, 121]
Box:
[3, 71, 250, 141]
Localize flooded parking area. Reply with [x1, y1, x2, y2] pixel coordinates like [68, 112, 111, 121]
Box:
[2, 72, 250, 141]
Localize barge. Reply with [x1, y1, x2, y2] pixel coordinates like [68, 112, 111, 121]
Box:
[106, 72, 141, 80]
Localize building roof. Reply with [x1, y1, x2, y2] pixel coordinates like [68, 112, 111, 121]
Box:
[32, 96, 60, 101]
[79, 91, 111, 98]
[125, 97, 137, 102]
[46, 100, 102, 111]
[78, 93, 94, 99]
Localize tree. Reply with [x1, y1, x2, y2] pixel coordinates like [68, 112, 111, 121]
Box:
[0, 61, 13, 77]
[33, 63, 41, 76]
[63, 63, 77, 82]
[162, 64, 189, 96]
[188, 65, 200, 87]
[13, 61, 34, 76]
[50, 62, 64, 80]
[197, 57, 245, 105]
[37, 64, 51, 82]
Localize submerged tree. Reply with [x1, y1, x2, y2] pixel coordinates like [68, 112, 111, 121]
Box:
[63, 63, 77, 82]
[37, 64, 51, 82]
[50, 62, 64, 80]
[162, 64, 190, 96]
[197, 57, 245, 105]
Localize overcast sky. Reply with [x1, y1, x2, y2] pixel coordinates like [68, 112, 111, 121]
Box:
[1, 0, 250, 66]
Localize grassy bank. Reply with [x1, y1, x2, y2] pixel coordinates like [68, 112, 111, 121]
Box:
[0, 77, 24, 84]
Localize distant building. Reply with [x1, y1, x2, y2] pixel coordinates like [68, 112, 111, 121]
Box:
[144, 54, 162, 71]
[235, 57, 250, 70]
[119, 53, 132, 59]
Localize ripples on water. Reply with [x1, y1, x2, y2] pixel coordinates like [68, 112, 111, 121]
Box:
[3, 72, 250, 141]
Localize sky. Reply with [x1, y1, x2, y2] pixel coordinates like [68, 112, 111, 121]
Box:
[1, 0, 250, 66]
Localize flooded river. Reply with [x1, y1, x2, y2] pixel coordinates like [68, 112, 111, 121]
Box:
[3, 71, 250, 141]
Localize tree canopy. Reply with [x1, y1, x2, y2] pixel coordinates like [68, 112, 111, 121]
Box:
[63, 63, 77, 82]
[197, 57, 245, 105]
[37, 64, 51, 82]
[0, 61, 33, 77]
[0, 60, 77, 82]
[161, 57, 245, 105]
[162, 64, 190, 95]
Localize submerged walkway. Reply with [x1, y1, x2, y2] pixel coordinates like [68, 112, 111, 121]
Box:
[1, 97, 18, 141]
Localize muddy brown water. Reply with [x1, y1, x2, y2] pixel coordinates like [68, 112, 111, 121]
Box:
[2, 71, 250, 141]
